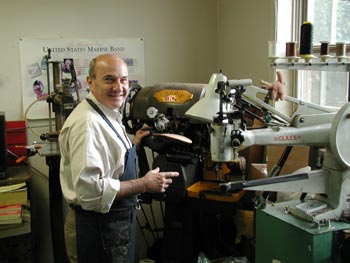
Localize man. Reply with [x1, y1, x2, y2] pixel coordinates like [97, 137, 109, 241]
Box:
[33, 80, 45, 99]
[59, 53, 179, 263]
[62, 58, 73, 73]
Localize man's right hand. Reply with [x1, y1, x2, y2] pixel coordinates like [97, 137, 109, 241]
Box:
[143, 167, 179, 193]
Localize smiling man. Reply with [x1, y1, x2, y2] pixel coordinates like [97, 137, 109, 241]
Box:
[59, 53, 179, 263]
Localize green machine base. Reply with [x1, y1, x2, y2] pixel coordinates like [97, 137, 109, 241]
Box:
[255, 201, 350, 263]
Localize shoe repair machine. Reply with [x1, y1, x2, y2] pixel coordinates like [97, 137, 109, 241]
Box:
[125, 72, 350, 262]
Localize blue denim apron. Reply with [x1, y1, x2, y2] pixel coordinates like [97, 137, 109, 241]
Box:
[74, 98, 138, 263]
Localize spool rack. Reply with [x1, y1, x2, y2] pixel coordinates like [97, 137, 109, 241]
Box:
[270, 61, 350, 72]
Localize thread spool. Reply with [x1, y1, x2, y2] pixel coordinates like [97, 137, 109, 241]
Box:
[299, 22, 313, 57]
[336, 42, 346, 57]
[268, 41, 284, 62]
[336, 42, 347, 62]
[320, 41, 330, 56]
[285, 42, 298, 62]
[300, 21, 314, 62]
[268, 41, 278, 58]
[319, 41, 332, 62]
[286, 42, 297, 57]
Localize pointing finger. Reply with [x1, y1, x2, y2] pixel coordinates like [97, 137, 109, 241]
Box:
[276, 70, 284, 84]
[162, 172, 179, 178]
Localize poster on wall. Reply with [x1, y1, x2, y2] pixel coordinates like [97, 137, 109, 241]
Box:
[19, 38, 145, 120]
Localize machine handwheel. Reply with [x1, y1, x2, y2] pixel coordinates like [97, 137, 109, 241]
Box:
[122, 83, 143, 134]
[330, 102, 350, 168]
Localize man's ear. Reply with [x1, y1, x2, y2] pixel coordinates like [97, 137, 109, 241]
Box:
[86, 75, 92, 85]
[86, 76, 94, 91]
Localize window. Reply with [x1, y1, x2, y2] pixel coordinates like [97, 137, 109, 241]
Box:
[308, 0, 350, 43]
[276, 0, 350, 108]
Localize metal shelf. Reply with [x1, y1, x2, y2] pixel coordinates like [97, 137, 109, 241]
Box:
[270, 61, 350, 72]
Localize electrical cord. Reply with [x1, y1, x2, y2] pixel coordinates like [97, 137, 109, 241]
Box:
[24, 94, 52, 138]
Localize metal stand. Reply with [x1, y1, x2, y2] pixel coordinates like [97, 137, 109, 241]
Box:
[38, 143, 67, 263]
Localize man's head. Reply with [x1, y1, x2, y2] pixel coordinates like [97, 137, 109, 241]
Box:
[87, 54, 129, 110]
[64, 59, 72, 69]
[33, 80, 43, 95]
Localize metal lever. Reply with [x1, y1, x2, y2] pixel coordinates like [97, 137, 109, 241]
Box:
[220, 172, 309, 192]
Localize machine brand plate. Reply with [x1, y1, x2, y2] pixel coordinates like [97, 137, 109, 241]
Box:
[154, 89, 193, 103]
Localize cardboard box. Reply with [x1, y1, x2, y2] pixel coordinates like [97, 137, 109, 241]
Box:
[247, 163, 267, 181]
[239, 145, 265, 176]
[233, 209, 254, 241]
[266, 146, 309, 175]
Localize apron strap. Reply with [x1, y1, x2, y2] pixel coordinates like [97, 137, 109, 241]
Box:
[86, 98, 130, 151]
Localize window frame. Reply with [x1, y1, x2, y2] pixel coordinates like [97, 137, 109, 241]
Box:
[275, 0, 350, 111]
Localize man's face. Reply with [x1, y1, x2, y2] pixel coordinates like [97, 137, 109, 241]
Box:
[87, 55, 129, 110]
[64, 59, 72, 71]
[34, 87, 41, 95]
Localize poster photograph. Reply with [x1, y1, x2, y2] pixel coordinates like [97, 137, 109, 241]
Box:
[19, 38, 145, 119]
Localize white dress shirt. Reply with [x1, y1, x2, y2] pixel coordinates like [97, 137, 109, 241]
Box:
[59, 93, 132, 213]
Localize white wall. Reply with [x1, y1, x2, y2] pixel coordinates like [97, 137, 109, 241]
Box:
[0, 0, 218, 121]
[217, 0, 276, 84]
[0, 0, 275, 262]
